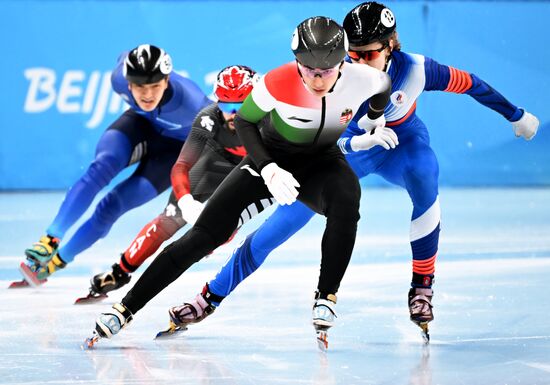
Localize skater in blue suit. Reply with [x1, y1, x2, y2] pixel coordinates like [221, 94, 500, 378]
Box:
[21, 44, 211, 285]
[167, 2, 540, 340]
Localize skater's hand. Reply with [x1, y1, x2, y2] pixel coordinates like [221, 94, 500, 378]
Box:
[177, 194, 205, 225]
[350, 126, 399, 151]
[260, 162, 300, 205]
[512, 109, 539, 140]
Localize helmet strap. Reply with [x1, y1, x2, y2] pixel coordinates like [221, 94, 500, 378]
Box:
[327, 63, 344, 94]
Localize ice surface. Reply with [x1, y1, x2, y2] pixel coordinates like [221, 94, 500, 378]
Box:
[1, 188, 549, 385]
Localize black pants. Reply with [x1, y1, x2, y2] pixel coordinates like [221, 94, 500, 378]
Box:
[122, 147, 361, 314]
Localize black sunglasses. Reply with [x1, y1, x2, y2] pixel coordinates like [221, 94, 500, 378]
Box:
[348, 41, 389, 61]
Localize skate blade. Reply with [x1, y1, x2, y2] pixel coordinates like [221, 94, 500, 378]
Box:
[82, 332, 101, 350]
[8, 279, 30, 289]
[415, 322, 430, 344]
[155, 321, 188, 339]
[18, 262, 47, 287]
[74, 292, 108, 305]
[316, 331, 329, 352]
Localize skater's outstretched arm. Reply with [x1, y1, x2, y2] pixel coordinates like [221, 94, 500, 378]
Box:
[423, 56, 539, 139]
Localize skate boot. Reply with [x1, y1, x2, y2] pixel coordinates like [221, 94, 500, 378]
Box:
[312, 292, 337, 351]
[24, 235, 60, 266]
[91, 263, 131, 295]
[18, 254, 66, 287]
[84, 302, 133, 349]
[169, 284, 218, 327]
[156, 284, 220, 338]
[36, 254, 67, 280]
[95, 303, 134, 339]
[408, 287, 434, 343]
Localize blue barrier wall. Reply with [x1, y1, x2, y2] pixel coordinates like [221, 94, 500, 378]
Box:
[1, 0, 549, 189]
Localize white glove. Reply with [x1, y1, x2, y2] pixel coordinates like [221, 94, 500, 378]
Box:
[260, 162, 300, 206]
[512, 110, 539, 140]
[350, 126, 399, 151]
[177, 194, 205, 225]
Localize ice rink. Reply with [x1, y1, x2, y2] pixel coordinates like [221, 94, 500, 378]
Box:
[1, 188, 549, 385]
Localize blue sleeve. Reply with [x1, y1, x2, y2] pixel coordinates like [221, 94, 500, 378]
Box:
[423, 56, 523, 122]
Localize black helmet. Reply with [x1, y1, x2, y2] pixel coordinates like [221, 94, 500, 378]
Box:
[291, 16, 348, 69]
[123, 44, 173, 85]
[343, 2, 396, 47]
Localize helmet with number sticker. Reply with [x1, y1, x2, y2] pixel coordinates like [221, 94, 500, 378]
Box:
[343, 2, 397, 46]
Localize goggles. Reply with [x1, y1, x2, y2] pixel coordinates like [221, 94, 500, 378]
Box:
[347, 42, 389, 62]
[218, 102, 243, 114]
[297, 62, 340, 79]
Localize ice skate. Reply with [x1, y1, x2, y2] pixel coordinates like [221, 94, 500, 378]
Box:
[18, 254, 66, 288]
[84, 303, 133, 349]
[19, 254, 66, 287]
[24, 235, 60, 267]
[156, 285, 217, 339]
[408, 287, 434, 343]
[312, 293, 337, 351]
[76, 263, 131, 304]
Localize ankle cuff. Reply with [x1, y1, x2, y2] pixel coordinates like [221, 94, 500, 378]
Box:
[202, 283, 225, 305]
[314, 291, 337, 304]
[412, 273, 434, 288]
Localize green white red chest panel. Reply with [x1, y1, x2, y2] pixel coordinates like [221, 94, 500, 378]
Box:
[239, 62, 390, 151]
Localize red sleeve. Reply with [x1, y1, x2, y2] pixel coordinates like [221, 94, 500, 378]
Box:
[171, 127, 210, 199]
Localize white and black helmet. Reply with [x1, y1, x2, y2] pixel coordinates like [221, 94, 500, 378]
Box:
[291, 16, 349, 69]
[123, 44, 173, 85]
[343, 2, 397, 47]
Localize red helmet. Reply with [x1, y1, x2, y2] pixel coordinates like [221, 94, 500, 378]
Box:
[214, 65, 257, 103]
